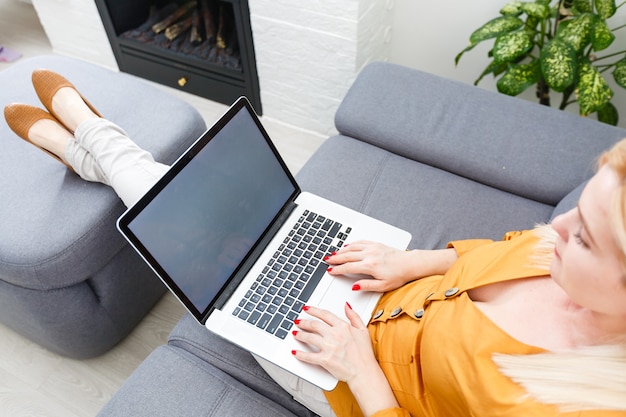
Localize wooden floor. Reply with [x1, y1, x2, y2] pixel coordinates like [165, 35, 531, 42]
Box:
[0, 1, 326, 415]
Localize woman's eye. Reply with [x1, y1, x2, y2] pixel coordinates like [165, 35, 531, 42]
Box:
[574, 231, 589, 248]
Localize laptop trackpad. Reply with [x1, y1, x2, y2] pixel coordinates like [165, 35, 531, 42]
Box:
[315, 275, 380, 324]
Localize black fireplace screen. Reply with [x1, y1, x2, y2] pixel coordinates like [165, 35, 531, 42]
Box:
[95, 0, 262, 113]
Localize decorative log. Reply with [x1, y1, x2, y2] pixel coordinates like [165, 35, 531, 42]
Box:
[216, 4, 227, 49]
[165, 16, 193, 41]
[200, 0, 218, 45]
[152, 1, 197, 34]
[189, 9, 203, 45]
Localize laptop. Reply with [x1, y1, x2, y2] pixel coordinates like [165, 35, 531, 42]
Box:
[117, 97, 411, 390]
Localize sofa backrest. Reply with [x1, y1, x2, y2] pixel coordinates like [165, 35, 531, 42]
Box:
[335, 62, 626, 207]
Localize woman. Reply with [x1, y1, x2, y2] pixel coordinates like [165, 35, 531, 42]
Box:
[5, 70, 626, 416]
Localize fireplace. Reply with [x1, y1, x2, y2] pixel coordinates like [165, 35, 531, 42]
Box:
[95, 0, 262, 114]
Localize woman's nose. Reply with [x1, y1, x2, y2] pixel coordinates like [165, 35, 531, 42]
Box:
[551, 208, 575, 241]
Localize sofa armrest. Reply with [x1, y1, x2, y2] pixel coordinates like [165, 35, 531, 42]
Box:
[335, 62, 626, 205]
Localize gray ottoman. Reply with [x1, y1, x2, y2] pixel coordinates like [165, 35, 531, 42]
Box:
[0, 55, 206, 358]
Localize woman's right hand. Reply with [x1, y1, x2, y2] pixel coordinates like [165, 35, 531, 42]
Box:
[325, 240, 457, 292]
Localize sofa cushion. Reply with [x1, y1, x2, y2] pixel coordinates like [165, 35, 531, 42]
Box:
[97, 345, 307, 417]
[297, 135, 554, 249]
[335, 62, 626, 206]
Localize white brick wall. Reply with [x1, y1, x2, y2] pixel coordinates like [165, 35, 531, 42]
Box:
[249, 0, 392, 135]
[31, 0, 117, 69]
[30, 0, 393, 135]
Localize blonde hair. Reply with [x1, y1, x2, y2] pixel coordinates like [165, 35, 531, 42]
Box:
[493, 345, 626, 412]
[493, 138, 626, 412]
[598, 139, 626, 274]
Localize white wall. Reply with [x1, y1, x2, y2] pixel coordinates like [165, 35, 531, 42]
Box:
[248, 0, 393, 135]
[31, 0, 626, 130]
[389, 0, 626, 129]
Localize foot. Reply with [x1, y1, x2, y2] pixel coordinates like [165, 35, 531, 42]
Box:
[4, 103, 74, 170]
[28, 116, 74, 163]
[31, 69, 103, 133]
[51, 86, 100, 133]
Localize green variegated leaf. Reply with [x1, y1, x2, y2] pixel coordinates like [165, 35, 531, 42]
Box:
[474, 60, 509, 85]
[524, 15, 540, 32]
[500, 1, 523, 16]
[521, 2, 550, 18]
[597, 102, 618, 126]
[572, 0, 593, 14]
[541, 39, 577, 92]
[576, 60, 613, 115]
[469, 16, 525, 44]
[614, 58, 626, 89]
[493, 31, 534, 63]
[455, 44, 476, 66]
[595, 0, 616, 19]
[496, 60, 541, 95]
[591, 18, 614, 51]
[556, 14, 594, 53]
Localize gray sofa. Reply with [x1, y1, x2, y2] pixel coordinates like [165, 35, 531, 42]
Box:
[99, 62, 626, 415]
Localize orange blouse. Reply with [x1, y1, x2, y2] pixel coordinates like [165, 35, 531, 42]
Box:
[324, 231, 625, 417]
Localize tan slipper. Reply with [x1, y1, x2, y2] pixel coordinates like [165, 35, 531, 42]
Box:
[31, 69, 103, 131]
[3, 103, 75, 172]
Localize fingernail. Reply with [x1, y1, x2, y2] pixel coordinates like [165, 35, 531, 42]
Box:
[352, 284, 361, 291]
[291, 350, 297, 355]
[294, 319, 301, 325]
[292, 330, 298, 336]
[302, 305, 310, 311]
[346, 301, 353, 310]
[331, 251, 337, 256]
[327, 267, 333, 272]
[323, 256, 330, 261]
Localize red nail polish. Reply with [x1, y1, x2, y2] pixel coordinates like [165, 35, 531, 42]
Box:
[331, 251, 337, 256]
[292, 330, 298, 336]
[323, 256, 330, 261]
[352, 284, 361, 291]
[346, 301, 353, 310]
[302, 305, 310, 311]
[291, 350, 297, 355]
[294, 319, 301, 325]
[327, 267, 333, 272]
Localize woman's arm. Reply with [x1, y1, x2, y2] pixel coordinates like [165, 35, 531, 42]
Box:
[326, 241, 458, 292]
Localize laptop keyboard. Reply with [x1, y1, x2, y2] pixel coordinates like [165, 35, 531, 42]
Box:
[232, 210, 352, 339]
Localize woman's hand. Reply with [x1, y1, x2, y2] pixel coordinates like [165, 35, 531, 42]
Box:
[292, 304, 399, 415]
[325, 240, 458, 293]
[291, 304, 374, 382]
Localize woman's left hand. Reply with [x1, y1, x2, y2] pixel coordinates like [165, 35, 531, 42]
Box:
[291, 304, 377, 384]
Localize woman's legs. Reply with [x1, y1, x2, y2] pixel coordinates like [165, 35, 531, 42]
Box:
[50, 84, 169, 207]
[254, 356, 336, 417]
[73, 118, 169, 207]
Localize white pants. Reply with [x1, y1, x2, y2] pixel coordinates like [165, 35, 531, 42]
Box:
[64, 118, 335, 416]
[66, 118, 169, 207]
[254, 356, 336, 417]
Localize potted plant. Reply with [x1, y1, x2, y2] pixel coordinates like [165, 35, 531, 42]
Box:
[456, 0, 626, 125]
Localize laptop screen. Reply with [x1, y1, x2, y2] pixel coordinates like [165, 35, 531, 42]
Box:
[119, 98, 298, 318]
